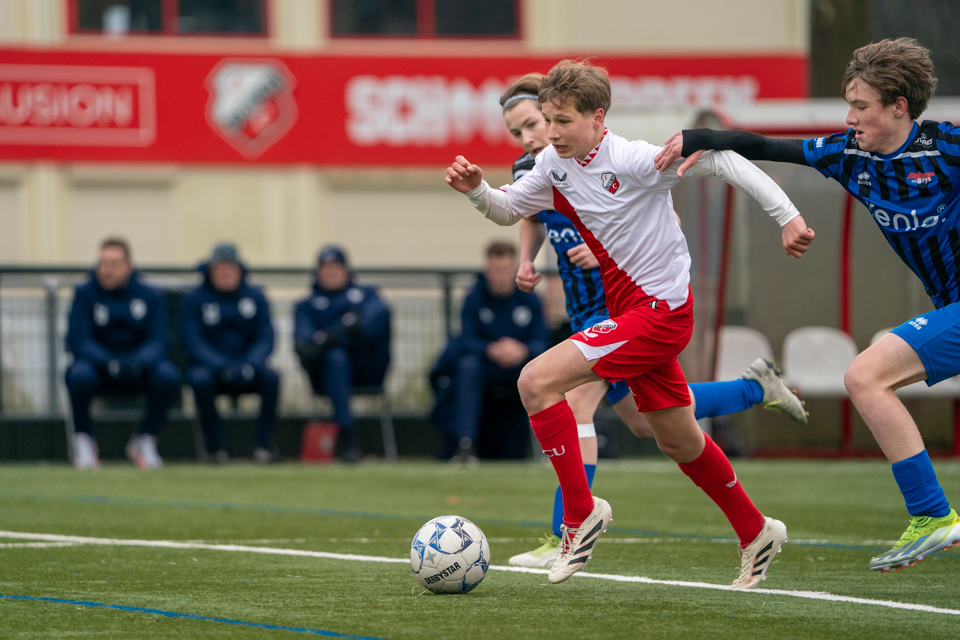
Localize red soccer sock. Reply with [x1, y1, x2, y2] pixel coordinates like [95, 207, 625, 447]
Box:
[678, 434, 765, 546]
[529, 400, 593, 528]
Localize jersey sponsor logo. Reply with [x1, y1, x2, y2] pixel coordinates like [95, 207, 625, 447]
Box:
[867, 205, 939, 231]
[857, 171, 872, 187]
[909, 316, 928, 330]
[542, 445, 566, 457]
[551, 170, 567, 182]
[600, 172, 621, 194]
[546, 226, 583, 245]
[202, 302, 221, 325]
[915, 133, 934, 148]
[907, 171, 935, 185]
[93, 303, 109, 326]
[238, 297, 257, 319]
[512, 305, 532, 327]
[205, 59, 298, 159]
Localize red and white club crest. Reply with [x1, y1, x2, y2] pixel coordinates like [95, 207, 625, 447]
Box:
[205, 59, 297, 159]
[591, 319, 618, 333]
[580, 319, 617, 339]
[600, 172, 620, 194]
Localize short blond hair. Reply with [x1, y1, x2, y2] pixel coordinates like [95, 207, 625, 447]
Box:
[843, 38, 937, 120]
[500, 73, 543, 111]
[539, 59, 611, 115]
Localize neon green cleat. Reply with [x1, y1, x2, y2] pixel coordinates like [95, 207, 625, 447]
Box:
[870, 508, 960, 573]
[508, 533, 561, 568]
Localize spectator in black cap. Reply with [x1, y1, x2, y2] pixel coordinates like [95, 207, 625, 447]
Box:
[181, 242, 279, 463]
[294, 245, 391, 462]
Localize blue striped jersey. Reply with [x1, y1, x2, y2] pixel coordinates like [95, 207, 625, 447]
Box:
[804, 121, 960, 309]
[513, 152, 607, 329]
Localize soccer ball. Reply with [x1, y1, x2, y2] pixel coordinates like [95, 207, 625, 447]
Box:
[410, 515, 490, 594]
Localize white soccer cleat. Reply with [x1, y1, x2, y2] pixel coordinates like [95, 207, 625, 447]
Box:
[731, 516, 788, 589]
[741, 358, 808, 425]
[126, 434, 163, 470]
[508, 534, 561, 568]
[548, 496, 612, 584]
[72, 432, 100, 471]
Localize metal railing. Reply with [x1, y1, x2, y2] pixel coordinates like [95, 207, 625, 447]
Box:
[0, 266, 486, 419]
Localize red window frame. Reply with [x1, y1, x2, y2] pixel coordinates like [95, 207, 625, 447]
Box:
[67, 0, 270, 38]
[329, 0, 522, 40]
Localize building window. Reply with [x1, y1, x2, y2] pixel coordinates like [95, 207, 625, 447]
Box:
[332, 0, 518, 38]
[71, 0, 267, 36]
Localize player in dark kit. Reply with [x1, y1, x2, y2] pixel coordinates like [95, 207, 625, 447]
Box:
[656, 37, 960, 572]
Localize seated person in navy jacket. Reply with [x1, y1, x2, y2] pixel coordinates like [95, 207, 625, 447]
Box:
[65, 238, 181, 471]
[294, 246, 390, 462]
[450, 241, 548, 461]
[181, 243, 279, 463]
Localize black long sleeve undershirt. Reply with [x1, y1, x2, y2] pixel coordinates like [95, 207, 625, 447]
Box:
[681, 129, 809, 166]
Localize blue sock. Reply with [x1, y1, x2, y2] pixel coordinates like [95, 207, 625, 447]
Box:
[891, 450, 951, 518]
[552, 463, 597, 538]
[690, 380, 763, 420]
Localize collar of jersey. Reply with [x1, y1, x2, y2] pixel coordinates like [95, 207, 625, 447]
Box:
[575, 128, 609, 167]
[871, 121, 919, 160]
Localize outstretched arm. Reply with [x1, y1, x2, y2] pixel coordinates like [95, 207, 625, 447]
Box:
[687, 150, 815, 258]
[655, 130, 808, 177]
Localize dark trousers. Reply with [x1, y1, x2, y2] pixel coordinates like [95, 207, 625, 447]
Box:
[186, 365, 279, 452]
[65, 360, 181, 437]
[455, 353, 527, 458]
[300, 346, 389, 431]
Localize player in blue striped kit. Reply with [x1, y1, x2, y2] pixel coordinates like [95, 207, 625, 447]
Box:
[498, 74, 808, 568]
[656, 38, 960, 572]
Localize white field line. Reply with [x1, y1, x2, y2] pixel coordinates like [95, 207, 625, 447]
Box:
[1, 530, 957, 617]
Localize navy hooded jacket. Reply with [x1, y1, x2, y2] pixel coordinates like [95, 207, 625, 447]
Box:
[66, 270, 169, 368]
[460, 273, 548, 361]
[180, 263, 274, 370]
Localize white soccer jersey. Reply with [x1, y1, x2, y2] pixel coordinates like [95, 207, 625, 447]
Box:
[496, 129, 798, 316]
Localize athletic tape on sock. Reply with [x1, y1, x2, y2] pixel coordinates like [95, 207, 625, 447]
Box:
[577, 423, 596, 438]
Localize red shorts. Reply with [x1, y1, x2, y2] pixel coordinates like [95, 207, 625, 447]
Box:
[569, 297, 694, 413]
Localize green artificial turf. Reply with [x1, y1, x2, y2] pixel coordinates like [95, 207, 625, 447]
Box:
[0, 460, 957, 639]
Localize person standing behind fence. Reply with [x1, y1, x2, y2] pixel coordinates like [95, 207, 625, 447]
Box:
[181, 243, 279, 464]
[65, 238, 181, 471]
[294, 246, 391, 463]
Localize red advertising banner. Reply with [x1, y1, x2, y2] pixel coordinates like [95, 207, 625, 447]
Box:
[0, 48, 807, 166]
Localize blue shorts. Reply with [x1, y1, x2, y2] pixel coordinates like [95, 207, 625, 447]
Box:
[572, 313, 632, 406]
[891, 303, 960, 386]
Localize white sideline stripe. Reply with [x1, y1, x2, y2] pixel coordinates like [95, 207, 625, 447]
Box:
[2, 530, 958, 617]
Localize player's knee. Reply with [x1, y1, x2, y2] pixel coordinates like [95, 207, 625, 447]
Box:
[843, 358, 872, 399]
[517, 362, 543, 404]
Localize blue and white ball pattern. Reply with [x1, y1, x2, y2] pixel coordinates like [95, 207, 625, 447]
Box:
[410, 515, 490, 594]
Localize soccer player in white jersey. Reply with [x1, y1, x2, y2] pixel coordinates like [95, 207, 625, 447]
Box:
[446, 59, 815, 587]
[499, 72, 807, 569]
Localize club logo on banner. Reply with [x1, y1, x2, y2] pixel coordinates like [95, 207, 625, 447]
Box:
[205, 59, 297, 159]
